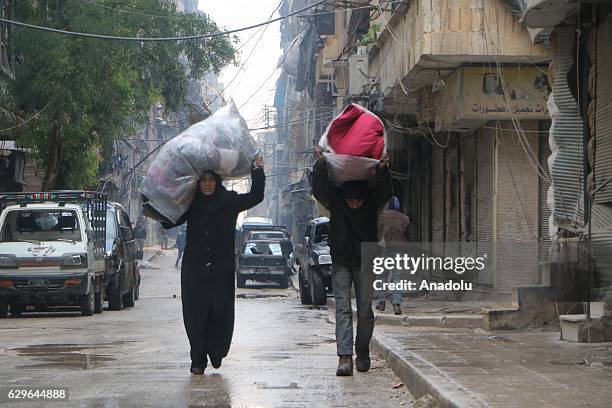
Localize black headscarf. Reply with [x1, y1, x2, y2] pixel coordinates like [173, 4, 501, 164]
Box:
[340, 180, 369, 199]
[190, 171, 227, 214]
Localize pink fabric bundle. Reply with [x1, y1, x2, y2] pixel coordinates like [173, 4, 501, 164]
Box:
[318, 103, 386, 185]
[319, 103, 385, 159]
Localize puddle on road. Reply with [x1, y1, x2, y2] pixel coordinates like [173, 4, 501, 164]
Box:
[236, 293, 287, 299]
[294, 312, 327, 324]
[295, 340, 335, 348]
[295, 335, 335, 348]
[255, 382, 300, 390]
[10, 342, 134, 370]
[257, 352, 293, 361]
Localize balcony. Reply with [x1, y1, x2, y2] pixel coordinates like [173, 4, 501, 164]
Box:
[368, 0, 551, 115]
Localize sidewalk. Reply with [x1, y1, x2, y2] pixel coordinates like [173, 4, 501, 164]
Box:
[373, 326, 612, 408]
[327, 298, 612, 407]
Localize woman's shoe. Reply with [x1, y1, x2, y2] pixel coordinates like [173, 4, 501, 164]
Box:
[210, 355, 223, 369]
[375, 301, 386, 312]
[190, 364, 205, 375]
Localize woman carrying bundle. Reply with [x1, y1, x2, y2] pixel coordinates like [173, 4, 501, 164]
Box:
[177, 156, 265, 375]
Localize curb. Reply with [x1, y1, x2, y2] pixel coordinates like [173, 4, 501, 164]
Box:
[325, 298, 488, 407]
[371, 334, 488, 408]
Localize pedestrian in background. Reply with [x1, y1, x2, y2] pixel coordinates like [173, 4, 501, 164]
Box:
[312, 147, 392, 376]
[134, 219, 147, 252]
[159, 225, 169, 250]
[376, 196, 411, 315]
[175, 156, 265, 375]
[175, 226, 187, 268]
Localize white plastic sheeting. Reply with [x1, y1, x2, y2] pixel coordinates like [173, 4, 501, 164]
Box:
[140, 100, 258, 224]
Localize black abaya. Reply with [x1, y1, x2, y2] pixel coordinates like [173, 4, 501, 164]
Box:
[178, 168, 265, 366]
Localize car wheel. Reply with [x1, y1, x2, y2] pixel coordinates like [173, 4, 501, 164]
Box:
[0, 301, 8, 318]
[298, 270, 312, 305]
[122, 285, 135, 308]
[236, 276, 247, 289]
[108, 274, 122, 311]
[134, 277, 140, 301]
[81, 288, 95, 316]
[278, 277, 289, 289]
[10, 304, 25, 316]
[310, 268, 327, 306]
[94, 283, 104, 314]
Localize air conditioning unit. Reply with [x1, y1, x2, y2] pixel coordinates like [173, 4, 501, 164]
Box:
[348, 54, 369, 97]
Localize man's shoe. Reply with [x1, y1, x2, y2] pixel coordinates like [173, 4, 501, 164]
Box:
[336, 355, 353, 376]
[393, 304, 402, 315]
[210, 355, 222, 369]
[355, 352, 371, 372]
[190, 364, 205, 375]
[375, 301, 386, 312]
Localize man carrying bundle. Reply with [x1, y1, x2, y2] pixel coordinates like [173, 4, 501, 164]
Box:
[312, 146, 392, 376]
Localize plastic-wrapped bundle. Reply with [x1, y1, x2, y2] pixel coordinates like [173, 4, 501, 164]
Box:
[140, 100, 257, 225]
[318, 103, 386, 184]
[322, 153, 379, 185]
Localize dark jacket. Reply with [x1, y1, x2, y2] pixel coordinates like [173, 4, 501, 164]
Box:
[176, 230, 187, 250]
[312, 158, 392, 266]
[177, 167, 265, 365]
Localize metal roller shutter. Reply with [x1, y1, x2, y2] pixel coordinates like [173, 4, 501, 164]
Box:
[475, 131, 495, 286]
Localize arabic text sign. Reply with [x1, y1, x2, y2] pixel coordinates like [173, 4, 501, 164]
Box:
[435, 67, 550, 131]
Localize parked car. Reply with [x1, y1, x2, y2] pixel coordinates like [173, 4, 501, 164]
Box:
[236, 222, 287, 259]
[104, 202, 142, 311]
[0, 191, 107, 317]
[237, 239, 292, 289]
[295, 217, 332, 305]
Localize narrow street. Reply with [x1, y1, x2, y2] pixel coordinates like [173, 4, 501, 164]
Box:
[0, 249, 412, 407]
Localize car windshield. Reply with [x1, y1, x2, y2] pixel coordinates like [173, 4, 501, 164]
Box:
[106, 210, 118, 239]
[244, 242, 283, 256]
[250, 231, 285, 240]
[0, 209, 82, 243]
[314, 223, 329, 244]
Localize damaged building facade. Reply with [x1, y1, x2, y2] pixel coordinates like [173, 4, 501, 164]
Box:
[276, 0, 612, 339]
[516, 0, 612, 341]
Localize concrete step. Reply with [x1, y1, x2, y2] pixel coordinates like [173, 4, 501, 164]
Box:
[327, 298, 485, 329]
[560, 314, 612, 343]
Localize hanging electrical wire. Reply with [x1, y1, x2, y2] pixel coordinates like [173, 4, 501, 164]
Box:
[0, 0, 327, 42]
[0, 104, 49, 135]
[210, 0, 284, 107]
[80, 0, 203, 20]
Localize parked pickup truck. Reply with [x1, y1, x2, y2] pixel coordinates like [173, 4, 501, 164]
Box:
[237, 239, 292, 289]
[0, 191, 107, 317]
[295, 217, 332, 306]
[104, 202, 142, 311]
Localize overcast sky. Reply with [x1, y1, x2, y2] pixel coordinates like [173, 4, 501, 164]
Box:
[199, 1, 282, 128]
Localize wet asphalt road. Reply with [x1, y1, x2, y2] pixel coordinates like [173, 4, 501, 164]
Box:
[0, 250, 412, 407]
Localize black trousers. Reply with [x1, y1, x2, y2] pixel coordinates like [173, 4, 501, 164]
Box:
[180, 262, 235, 366]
